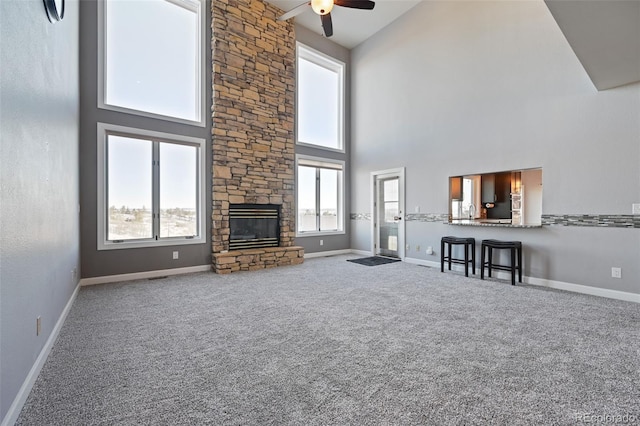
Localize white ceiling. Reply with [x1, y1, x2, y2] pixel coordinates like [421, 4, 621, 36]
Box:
[266, 0, 421, 49]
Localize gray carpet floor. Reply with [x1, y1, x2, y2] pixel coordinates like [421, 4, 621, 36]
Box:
[16, 255, 640, 425]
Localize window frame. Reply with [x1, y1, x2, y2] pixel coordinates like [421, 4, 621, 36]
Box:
[296, 154, 345, 236]
[97, 0, 206, 127]
[97, 123, 207, 250]
[296, 43, 346, 153]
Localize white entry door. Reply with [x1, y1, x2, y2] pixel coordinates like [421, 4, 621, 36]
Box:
[372, 169, 405, 259]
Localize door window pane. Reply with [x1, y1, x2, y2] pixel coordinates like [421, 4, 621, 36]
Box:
[383, 179, 399, 222]
[384, 202, 399, 223]
[105, 0, 200, 121]
[160, 143, 198, 237]
[107, 135, 153, 240]
[297, 166, 317, 232]
[383, 179, 398, 202]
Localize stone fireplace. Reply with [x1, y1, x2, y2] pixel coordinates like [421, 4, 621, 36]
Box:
[211, 0, 304, 273]
[229, 204, 280, 250]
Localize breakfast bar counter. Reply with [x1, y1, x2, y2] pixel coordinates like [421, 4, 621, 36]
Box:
[447, 219, 542, 228]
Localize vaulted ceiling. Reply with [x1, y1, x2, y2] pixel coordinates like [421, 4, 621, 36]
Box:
[266, 0, 420, 48]
[267, 0, 640, 90]
[545, 0, 640, 90]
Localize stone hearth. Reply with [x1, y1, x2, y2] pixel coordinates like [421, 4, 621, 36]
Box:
[211, 0, 304, 273]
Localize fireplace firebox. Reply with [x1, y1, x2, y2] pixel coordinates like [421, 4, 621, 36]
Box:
[229, 204, 280, 250]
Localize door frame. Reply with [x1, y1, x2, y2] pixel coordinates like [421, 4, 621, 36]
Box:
[370, 167, 406, 260]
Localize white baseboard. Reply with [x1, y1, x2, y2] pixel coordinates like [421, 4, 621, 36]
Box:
[304, 249, 353, 259]
[403, 257, 639, 303]
[404, 257, 441, 268]
[1, 283, 80, 426]
[525, 276, 640, 303]
[80, 265, 212, 286]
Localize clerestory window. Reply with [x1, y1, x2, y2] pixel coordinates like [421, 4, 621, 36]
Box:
[99, 0, 204, 125]
[296, 43, 345, 152]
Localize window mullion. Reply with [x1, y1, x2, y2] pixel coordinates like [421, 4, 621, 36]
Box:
[195, 149, 201, 237]
[337, 170, 342, 231]
[316, 168, 321, 232]
[152, 141, 161, 240]
[104, 135, 111, 240]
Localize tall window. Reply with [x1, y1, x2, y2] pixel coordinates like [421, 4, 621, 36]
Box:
[97, 123, 206, 250]
[100, 0, 204, 125]
[297, 156, 344, 234]
[297, 43, 345, 151]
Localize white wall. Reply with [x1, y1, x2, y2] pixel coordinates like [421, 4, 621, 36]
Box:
[0, 0, 80, 421]
[350, 1, 640, 294]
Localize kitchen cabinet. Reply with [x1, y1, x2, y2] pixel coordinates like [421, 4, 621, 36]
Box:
[450, 176, 463, 200]
[483, 173, 510, 203]
[495, 172, 510, 202]
[482, 172, 511, 219]
[481, 174, 496, 204]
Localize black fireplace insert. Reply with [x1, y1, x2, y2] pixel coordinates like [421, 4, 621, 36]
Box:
[229, 204, 280, 250]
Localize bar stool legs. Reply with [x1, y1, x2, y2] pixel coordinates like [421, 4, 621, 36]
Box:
[441, 236, 476, 277]
[481, 239, 522, 285]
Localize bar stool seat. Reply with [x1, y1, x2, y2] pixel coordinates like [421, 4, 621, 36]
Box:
[441, 236, 476, 277]
[480, 239, 522, 285]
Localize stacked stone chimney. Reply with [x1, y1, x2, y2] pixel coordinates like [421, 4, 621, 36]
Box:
[211, 0, 304, 273]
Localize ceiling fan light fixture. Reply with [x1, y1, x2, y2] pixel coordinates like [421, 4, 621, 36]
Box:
[311, 0, 333, 15]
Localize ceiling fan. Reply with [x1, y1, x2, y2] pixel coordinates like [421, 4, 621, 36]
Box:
[278, 0, 375, 38]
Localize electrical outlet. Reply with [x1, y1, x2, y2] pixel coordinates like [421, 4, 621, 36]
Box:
[319, 239, 323, 246]
[633, 204, 640, 215]
[173, 251, 179, 260]
[416, 245, 421, 252]
[72, 268, 77, 281]
[406, 244, 410, 251]
[426, 246, 434, 255]
[611, 267, 622, 279]
[36, 317, 41, 336]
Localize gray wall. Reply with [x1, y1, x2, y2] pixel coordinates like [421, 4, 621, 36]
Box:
[0, 0, 80, 421]
[350, 1, 640, 293]
[79, 1, 212, 278]
[294, 25, 352, 254]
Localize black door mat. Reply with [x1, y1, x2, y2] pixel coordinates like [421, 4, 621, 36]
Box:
[347, 256, 401, 266]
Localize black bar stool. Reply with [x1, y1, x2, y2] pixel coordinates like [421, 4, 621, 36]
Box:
[480, 239, 522, 285]
[441, 236, 476, 277]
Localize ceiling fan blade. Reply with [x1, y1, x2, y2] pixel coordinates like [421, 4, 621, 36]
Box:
[277, 2, 310, 21]
[320, 13, 333, 37]
[334, 0, 375, 10]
